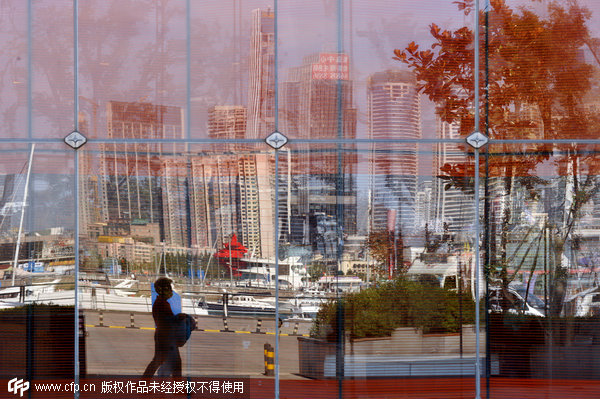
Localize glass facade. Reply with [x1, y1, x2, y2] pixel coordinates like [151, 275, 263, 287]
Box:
[1, 0, 600, 398]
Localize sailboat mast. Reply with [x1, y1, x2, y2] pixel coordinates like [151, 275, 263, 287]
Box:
[12, 144, 35, 288]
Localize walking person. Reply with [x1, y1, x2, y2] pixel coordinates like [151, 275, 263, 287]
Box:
[143, 277, 182, 377]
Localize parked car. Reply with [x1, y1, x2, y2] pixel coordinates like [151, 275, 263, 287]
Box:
[489, 285, 545, 317]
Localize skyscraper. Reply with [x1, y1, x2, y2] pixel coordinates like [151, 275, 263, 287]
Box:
[208, 106, 247, 141]
[204, 101, 276, 258]
[189, 152, 276, 259]
[247, 8, 275, 140]
[279, 53, 357, 257]
[236, 153, 276, 259]
[430, 118, 475, 234]
[367, 70, 420, 238]
[281, 53, 355, 140]
[161, 157, 190, 248]
[208, 105, 248, 153]
[101, 101, 184, 243]
[190, 155, 239, 251]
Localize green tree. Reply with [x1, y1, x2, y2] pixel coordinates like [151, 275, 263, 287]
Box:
[312, 277, 477, 340]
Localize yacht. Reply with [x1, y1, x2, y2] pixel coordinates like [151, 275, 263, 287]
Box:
[202, 295, 279, 317]
[288, 295, 329, 319]
[236, 256, 310, 290]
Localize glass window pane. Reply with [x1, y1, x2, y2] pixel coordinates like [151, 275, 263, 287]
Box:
[485, 0, 600, 140]
[191, 1, 274, 140]
[281, 142, 482, 397]
[486, 143, 600, 395]
[278, 1, 353, 141]
[80, 142, 274, 397]
[78, 0, 187, 139]
[0, 144, 76, 380]
[32, 0, 74, 139]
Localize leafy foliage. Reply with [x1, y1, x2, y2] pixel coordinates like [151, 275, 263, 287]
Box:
[311, 277, 477, 340]
[394, 0, 596, 140]
[394, 0, 600, 317]
[365, 230, 405, 274]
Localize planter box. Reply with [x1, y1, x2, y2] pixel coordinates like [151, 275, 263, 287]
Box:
[0, 305, 86, 379]
[489, 314, 600, 379]
[297, 337, 336, 379]
[298, 326, 489, 379]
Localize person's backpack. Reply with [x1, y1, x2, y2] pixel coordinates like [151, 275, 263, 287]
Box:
[175, 313, 197, 347]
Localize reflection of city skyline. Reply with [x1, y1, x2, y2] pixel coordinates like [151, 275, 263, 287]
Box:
[23, 3, 596, 269]
[3, 2, 600, 392]
[367, 69, 420, 238]
[72, 6, 475, 267]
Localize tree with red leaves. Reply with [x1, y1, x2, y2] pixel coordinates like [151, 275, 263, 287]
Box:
[394, 0, 600, 316]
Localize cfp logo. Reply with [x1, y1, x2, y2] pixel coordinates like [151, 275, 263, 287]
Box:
[8, 378, 29, 397]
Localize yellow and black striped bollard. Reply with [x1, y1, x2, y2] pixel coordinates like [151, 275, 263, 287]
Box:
[264, 343, 274, 376]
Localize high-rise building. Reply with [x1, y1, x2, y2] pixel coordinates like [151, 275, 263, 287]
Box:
[415, 180, 433, 230]
[367, 70, 420, 238]
[189, 152, 276, 259]
[161, 157, 190, 248]
[430, 118, 475, 234]
[237, 153, 276, 259]
[281, 53, 355, 140]
[279, 53, 357, 258]
[0, 174, 17, 235]
[247, 8, 275, 140]
[190, 155, 239, 251]
[101, 101, 184, 243]
[208, 105, 247, 141]
[192, 8, 277, 258]
[204, 101, 276, 258]
[77, 112, 103, 239]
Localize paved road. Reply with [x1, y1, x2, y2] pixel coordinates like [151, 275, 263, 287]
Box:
[83, 311, 310, 378]
[84, 310, 312, 335]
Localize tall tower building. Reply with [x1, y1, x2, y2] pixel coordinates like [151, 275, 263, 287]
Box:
[77, 113, 102, 239]
[279, 53, 357, 258]
[247, 8, 275, 139]
[101, 101, 184, 244]
[281, 53, 355, 140]
[236, 153, 276, 259]
[189, 152, 276, 259]
[415, 180, 433, 230]
[162, 157, 190, 248]
[367, 70, 420, 239]
[208, 106, 247, 140]
[0, 174, 17, 235]
[190, 155, 239, 252]
[204, 102, 276, 258]
[430, 118, 475, 234]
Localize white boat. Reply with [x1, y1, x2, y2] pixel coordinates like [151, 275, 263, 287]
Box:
[0, 279, 61, 309]
[236, 256, 310, 290]
[288, 295, 329, 319]
[0, 286, 23, 309]
[0, 285, 208, 316]
[316, 276, 364, 293]
[202, 295, 281, 317]
[112, 279, 138, 296]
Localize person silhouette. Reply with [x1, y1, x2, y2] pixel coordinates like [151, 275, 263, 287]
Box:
[143, 277, 182, 377]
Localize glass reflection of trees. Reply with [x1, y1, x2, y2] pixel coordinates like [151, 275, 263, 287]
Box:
[395, 0, 600, 317]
